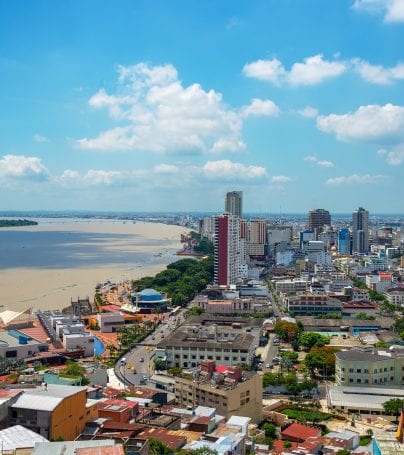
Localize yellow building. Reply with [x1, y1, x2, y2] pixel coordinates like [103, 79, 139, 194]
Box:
[9, 384, 98, 440]
[335, 347, 404, 387]
[174, 364, 262, 423]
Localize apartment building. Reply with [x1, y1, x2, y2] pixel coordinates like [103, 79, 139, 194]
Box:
[384, 288, 404, 306]
[174, 361, 262, 423]
[335, 347, 404, 387]
[285, 293, 342, 316]
[157, 317, 261, 369]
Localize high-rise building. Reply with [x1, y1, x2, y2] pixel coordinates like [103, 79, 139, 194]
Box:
[338, 228, 351, 255]
[352, 207, 369, 254]
[308, 209, 331, 231]
[214, 213, 240, 286]
[249, 220, 267, 244]
[225, 191, 243, 218]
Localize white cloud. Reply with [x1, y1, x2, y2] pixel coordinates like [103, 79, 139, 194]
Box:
[304, 155, 334, 168]
[56, 169, 125, 186]
[242, 58, 286, 85]
[378, 144, 404, 165]
[271, 175, 293, 183]
[353, 0, 404, 23]
[243, 54, 347, 86]
[352, 58, 404, 84]
[33, 134, 49, 143]
[317, 103, 404, 144]
[288, 54, 347, 86]
[326, 174, 388, 185]
[0, 154, 49, 181]
[297, 106, 319, 118]
[202, 160, 267, 180]
[77, 63, 274, 154]
[153, 164, 179, 174]
[242, 98, 280, 117]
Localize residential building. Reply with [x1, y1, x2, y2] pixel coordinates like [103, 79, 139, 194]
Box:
[280, 422, 321, 442]
[174, 361, 262, 423]
[0, 425, 48, 454]
[0, 329, 48, 360]
[267, 225, 293, 247]
[214, 213, 241, 286]
[157, 317, 261, 369]
[285, 293, 342, 316]
[352, 207, 369, 254]
[308, 209, 331, 231]
[225, 191, 242, 218]
[335, 346, 404, 386]
[385, 288, 404, 305]
[97, 312, 125, 333]
[9, 384, 97, 440]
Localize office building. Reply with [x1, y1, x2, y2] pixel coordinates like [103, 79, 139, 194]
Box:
[338, 228, 351, 255]
[335, 347, 404, 387]
[307, 209, 331, 231]
[225, 191, 242, 218]
[267, 225, 293, 247]
[285, 293, 342, 316]
[174, 361, 262, 423]
[214, 213, 241, 286]
[352, 207, 369, 254]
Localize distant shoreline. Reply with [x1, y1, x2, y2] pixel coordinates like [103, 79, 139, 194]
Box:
[0, 220, 187, 312]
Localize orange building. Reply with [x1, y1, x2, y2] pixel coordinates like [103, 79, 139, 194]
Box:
[9, 384, 97, 440]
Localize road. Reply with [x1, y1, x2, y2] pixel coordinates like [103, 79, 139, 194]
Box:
[114, 312, 186, 387]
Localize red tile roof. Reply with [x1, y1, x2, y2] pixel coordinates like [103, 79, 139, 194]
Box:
[281, 423, 321, 442]
[272, 439, 298, 453]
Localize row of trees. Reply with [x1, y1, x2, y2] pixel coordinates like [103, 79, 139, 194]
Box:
[132, 257, 214, 307]
[263, 371, 316, 395]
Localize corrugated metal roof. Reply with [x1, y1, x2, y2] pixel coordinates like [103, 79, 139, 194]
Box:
[12, 394, 63, 412]
[0, 425, 48, 451]
[32, 440, 115, 455]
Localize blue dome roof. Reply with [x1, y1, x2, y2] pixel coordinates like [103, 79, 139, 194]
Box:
[140, 288, 161, 296]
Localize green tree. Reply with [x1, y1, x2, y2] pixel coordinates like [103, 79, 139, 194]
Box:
[355, 312, 375, 320]
[149, 439, 171, 455]
[274, 321, 301, 342]
[336, 450, 351, 455]
[283, 441, 292, 449]
[299, 332, 330, 350]
[261, 422, 277, 439]
[167, 367, 183, 377]
[383, 398, 404, 422]
[305, 346, 338, 378]
[154, 358, 166, 371]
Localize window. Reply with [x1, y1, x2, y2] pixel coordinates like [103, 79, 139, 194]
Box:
[357, 369, 361, 373]
[364, 369, 369, 373]
[349, 368, 354, 373]
[365, 379, 369, 384]
[200, 355, 204, 360]
[357, 379, 361, 383]
[341, 368, 345, 372]
[349, 378, 353, 383]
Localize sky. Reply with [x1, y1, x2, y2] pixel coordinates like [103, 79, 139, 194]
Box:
[0, 0, 404, 214]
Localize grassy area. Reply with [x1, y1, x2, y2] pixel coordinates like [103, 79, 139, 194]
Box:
[281, 408, 331, 422]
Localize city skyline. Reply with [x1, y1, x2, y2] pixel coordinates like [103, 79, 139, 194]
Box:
[1, 0, 404, 212]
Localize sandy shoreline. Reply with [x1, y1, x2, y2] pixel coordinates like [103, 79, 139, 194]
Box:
[0, 221, 187, 313]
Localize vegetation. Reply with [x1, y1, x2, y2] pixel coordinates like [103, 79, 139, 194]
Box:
[62, 360, 89, 385]
[336, 450, 351, 455]
[283, 441, 292, 449]
[186, 306, 204, 317]
[261, 422, 278, 439]
[263, 371, 316, 395]
[279, 350, 299, 362]
[383, 398, 404, 422]
[154, 358, 166, 371]
[274, 321, 302, 342]
[133, 256, 214, 307]
[0, 358, 25, 375]
[315, 312, 341, 319]
[167, 367, 183, 377]
[281, 408, 331, 423]
[305, 346, 339, 378]
[0, 219, 38, 227]
[359, 435, 372, 446]
[355, 312, 375, 320]
[190, 231, 215, 255]
[298, 332, 330, 350]
[149, 438, 218, 455]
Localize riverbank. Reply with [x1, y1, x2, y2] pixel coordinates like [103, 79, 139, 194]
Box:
[0, 220, 187, 312]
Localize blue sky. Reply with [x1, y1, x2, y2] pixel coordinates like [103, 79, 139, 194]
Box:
[0, 0, 404, 213]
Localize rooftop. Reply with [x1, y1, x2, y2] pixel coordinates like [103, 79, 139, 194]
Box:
[280, 422, 321, 441]
[0, 425, 48, 451]
[336, 347, 404, 361]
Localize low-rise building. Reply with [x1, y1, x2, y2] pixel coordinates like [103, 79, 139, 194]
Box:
[335, 346, 404, 386]
[0, 329, 48, 360]
[97, 312, 125, 333]
[385, 288, 404, 306]
[341, 301, 379, 317]
[9, 384, 98, 440]
[158, 316, 261, 369]
[174, 361, 262, 423]
[285, 293, 342, 316]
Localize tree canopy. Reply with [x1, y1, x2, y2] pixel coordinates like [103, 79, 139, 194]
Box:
[299, 332, 330, 350]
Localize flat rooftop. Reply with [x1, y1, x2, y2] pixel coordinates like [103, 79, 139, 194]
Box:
[0, 329, 44, 347]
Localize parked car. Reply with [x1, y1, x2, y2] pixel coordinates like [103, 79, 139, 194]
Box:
[139, 357, 144, 362]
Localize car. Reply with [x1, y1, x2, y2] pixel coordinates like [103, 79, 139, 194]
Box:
[266, 363, 271, 368]
[120, 357, 127, 365]
[139, 357, 144, 362]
